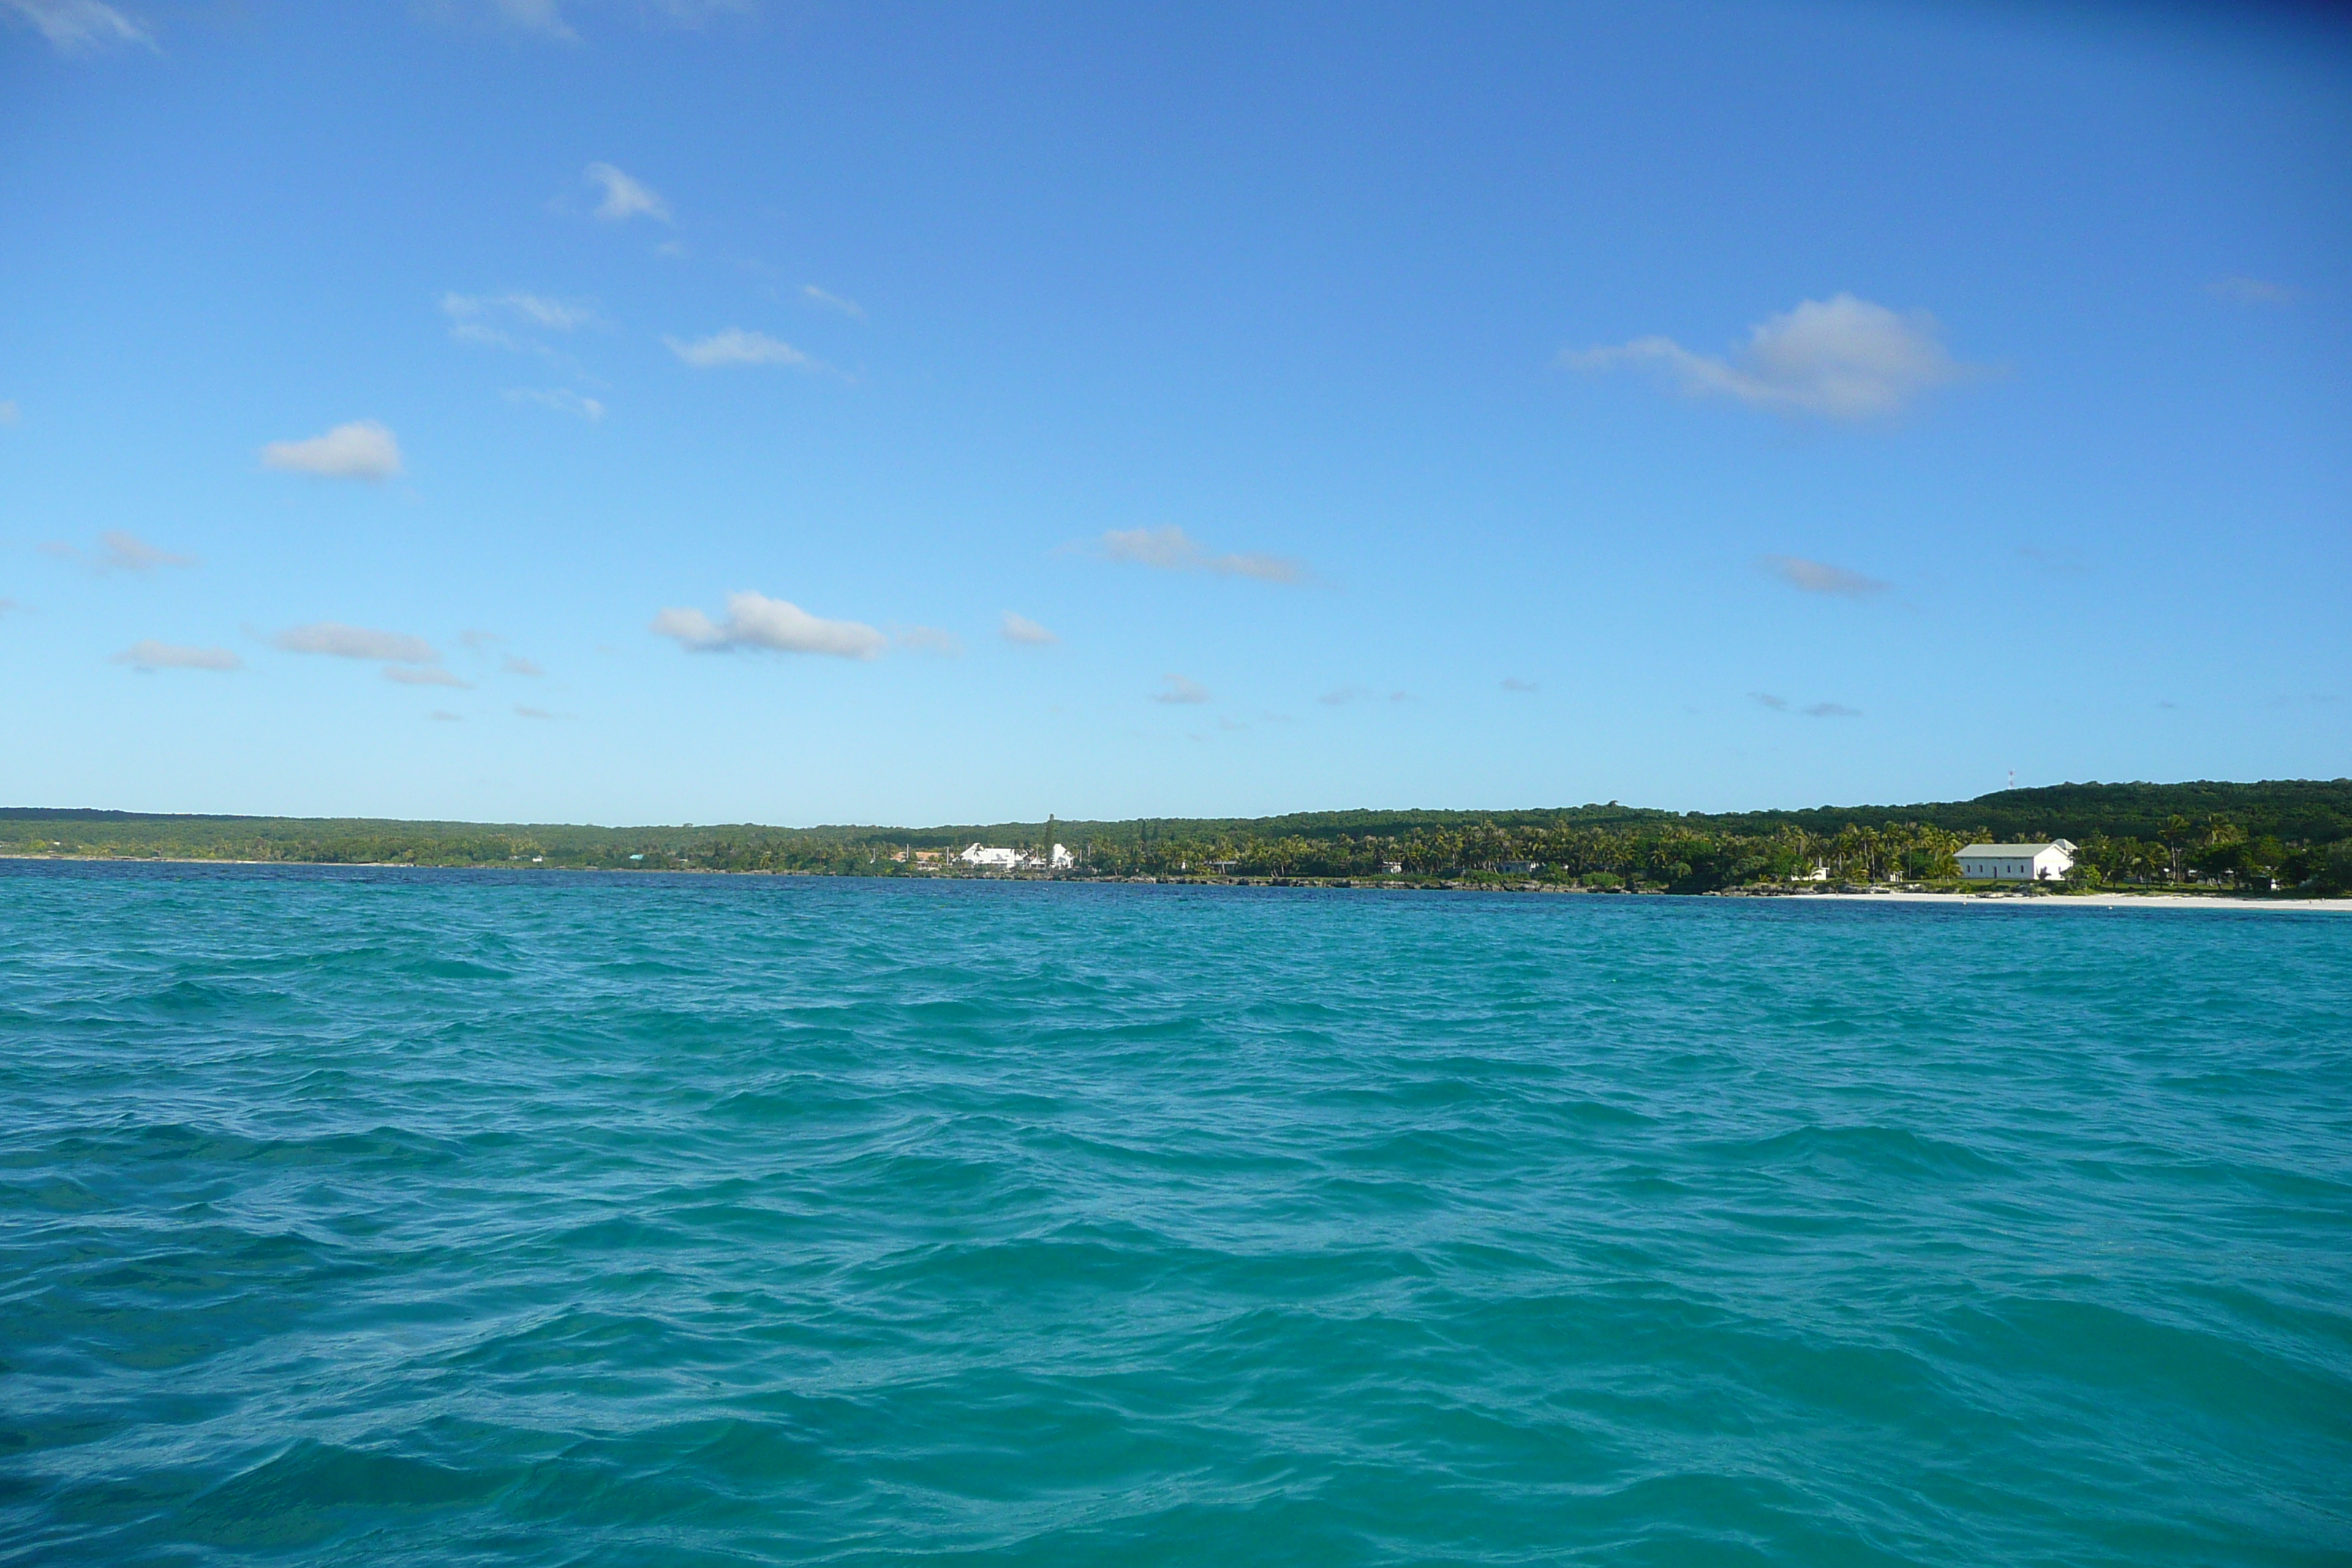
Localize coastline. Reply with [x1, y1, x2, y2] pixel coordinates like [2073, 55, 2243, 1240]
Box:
[1787, 889, 2352, 913]
[6, 853, 2346, 908]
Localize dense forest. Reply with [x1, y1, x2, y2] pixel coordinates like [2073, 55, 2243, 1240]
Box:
[5, 779, 2349, 894]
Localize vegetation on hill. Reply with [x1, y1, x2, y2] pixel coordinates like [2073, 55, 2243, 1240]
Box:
[4, 779, 2348, 894]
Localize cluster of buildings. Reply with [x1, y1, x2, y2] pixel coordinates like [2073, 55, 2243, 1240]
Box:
[892, 837, 2082, 885]
[943, 842, 1075, 872]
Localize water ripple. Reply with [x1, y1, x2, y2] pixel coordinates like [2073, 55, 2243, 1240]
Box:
[2, 861, 2349, 1565]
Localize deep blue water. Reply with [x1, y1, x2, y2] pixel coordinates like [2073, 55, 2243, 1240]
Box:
[3, 860, 2349, 1566]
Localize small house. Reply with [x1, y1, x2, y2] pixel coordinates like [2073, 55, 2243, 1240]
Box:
[1956, 840, 2076, 882]
[957, 843, 1021, 870]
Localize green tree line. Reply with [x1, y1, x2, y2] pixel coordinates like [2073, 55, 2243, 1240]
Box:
[7, 778, 2349, 894]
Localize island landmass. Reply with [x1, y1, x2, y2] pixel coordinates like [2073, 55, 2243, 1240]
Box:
[7, 779, 2350, 900]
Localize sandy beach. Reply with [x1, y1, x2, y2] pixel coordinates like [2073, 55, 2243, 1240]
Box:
[1796, 890, 2351, 913]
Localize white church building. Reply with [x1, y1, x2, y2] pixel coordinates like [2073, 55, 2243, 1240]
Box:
[1956, 840, 2076, 882]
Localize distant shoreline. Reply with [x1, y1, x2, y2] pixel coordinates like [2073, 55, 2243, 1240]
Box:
[1785, 889, 2350, 913]
[6, 853, 2345, 909]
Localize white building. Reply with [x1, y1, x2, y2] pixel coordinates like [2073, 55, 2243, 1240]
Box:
[1050, 843, 1074, 870]
[957, 843, 1020, 870]
[1957, 840, 2076, 882]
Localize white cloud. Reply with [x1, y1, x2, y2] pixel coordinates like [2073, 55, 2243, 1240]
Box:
[897, 625, 963, 655]
[1153, 674, 1210, 705]
[663, 328, 821, 370]
[2208, 276, 2296, 305]
[260, 420, 402, 481]
[1501, 676, 1538, 693]
[114, 641, 239, 671]
[1097, 525, 1307, 584]
[515, 704, 568, 720]
[1759, 555, 1889, 598]
[493, 0, 575, 39]
[459, 628, 502, 652]
[99, 530, 193, 572]
[642, 0, 752, 21]
[651, 591, 886, 659]
[443, 291, 598, 335]
[1000, 611, 1058, 645]
[505, 387, 605, 421]
[0, 400, 18, 424]
[4, 0, 154, 53]
[39, 531, 195, 573]
[429, 709, 462, 722]
[1567, 294, 1964, 420]
[385, 666, 470, 687]
[1752, 690, 1860, 717]
[587, 162, 668, 222]
[802, 284, 865, 318]
[274, 622, 439, 663]
[1319, 685, 1371, 706]
[502, 655, 544, 676]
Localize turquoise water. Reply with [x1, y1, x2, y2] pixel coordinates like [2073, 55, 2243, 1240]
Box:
[4, 862, 2350, 1567]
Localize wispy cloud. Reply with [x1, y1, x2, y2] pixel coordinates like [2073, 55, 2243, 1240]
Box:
[430, 709, 462, 722]
[802, 284, 864, 318]
[493, 0, 576, 40]
[459, 628, 502, 652]
[586, 162, 667, 222]
[1752, 690, 1860, 717]
[1501, 676, 1539, 693]
[1758, 555, 1889, 598]
[515, 704, 571, 720]
[274, 622, 438, 663]
[1567, 294, 1966, 420]
[0, 400, 18, 424]
[101, 530, 192, 572]
[1000, 611, 1058, 645]
[1153, 674, 1210, 705]
[443, 291, 598, 335]
[479, 0, 750, 42]
[2016, 545, 2088, 574]
[1319, 685, 1370, 706]
[663, 328, 823, 370]
[502, 655, 543, 676]
[651, 591, 886, 659]
[384, 666, 471, 688]
[505, 387, 605, 421]
[42, 530, 196, 573]
[897, 625, 962, 655]
[4, 0, 154, 53]
[1096, 525, 1308, 584]
[2208, 276, 2296, 306]
[260, 420, 402, 481]
[113, 640, 239, 671]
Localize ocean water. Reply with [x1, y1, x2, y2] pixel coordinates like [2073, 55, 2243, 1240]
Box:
[3, 862, 2350, 1567]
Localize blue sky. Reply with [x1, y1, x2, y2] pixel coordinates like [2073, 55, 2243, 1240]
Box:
[3, 0, 2347, 826]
